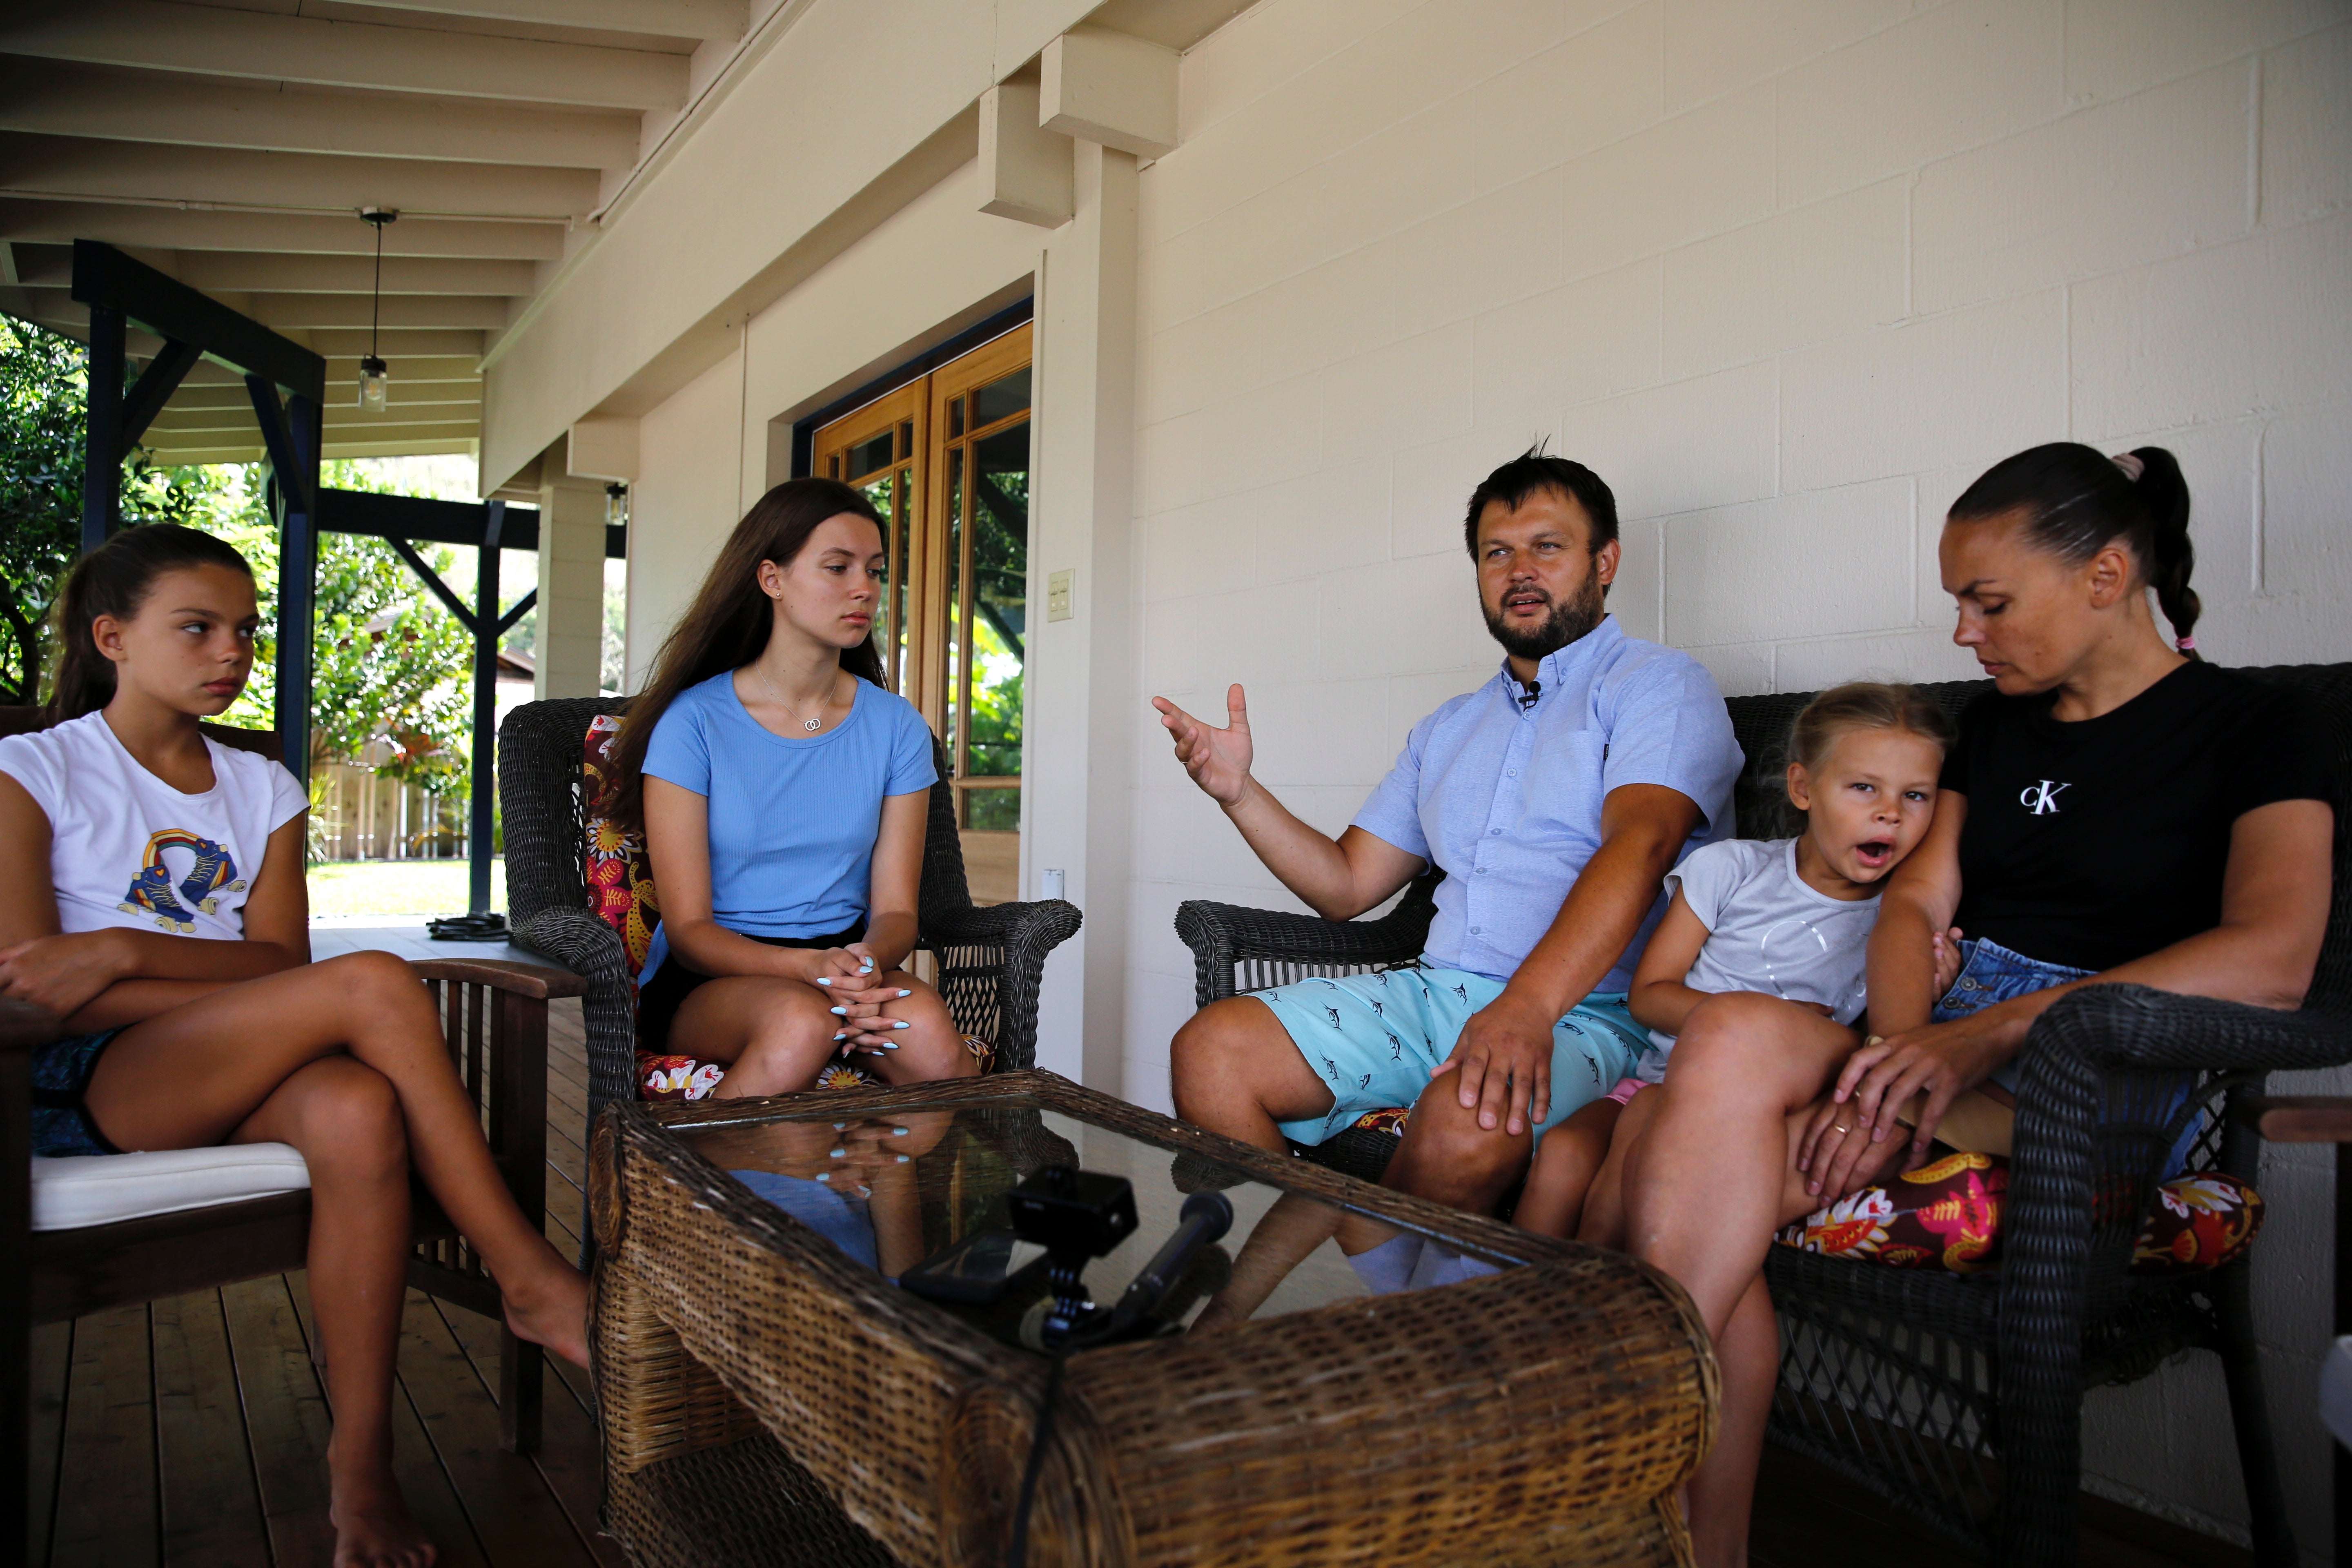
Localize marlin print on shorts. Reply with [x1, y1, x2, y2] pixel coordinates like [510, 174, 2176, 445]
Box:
[1322, 1005, 1343, 1029]
[1387, 1033, 1404, 1060]
[1321, 1054, 1342, 1082]
[1451, 982, 1470, 1003]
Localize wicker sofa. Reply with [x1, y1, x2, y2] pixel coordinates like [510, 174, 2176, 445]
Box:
[1173, 663, 2352, 1568]
[497, 696, 1083, 1179]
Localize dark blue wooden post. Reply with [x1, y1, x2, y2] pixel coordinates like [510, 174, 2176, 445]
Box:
[247, 379, 322, 788]
[80, 306, 125, 553]
[470, 501, 505, 915]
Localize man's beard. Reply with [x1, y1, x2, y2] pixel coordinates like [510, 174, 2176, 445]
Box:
[1481, 576, 1606, 662]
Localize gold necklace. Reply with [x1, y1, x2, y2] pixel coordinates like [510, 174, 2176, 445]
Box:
[754, 664, 833, 732]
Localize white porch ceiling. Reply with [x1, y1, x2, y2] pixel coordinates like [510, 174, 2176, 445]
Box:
[0, 0, 712, 466]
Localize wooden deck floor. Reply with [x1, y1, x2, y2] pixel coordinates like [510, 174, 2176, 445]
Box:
[31, 997, 2254, 1568]
[28, 998, 621, 1568]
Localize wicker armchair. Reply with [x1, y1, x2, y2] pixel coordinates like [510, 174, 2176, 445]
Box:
[1172, 663, 2352, 1566]
[498, 696, 1082, 1150]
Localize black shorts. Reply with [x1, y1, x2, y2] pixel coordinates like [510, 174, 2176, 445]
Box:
[636, 921, 867, 1054]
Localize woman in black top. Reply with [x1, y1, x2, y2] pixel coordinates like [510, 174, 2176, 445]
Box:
[1604, 443, 2334, 1568]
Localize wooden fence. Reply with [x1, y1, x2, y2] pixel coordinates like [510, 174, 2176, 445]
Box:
[313, 761, 466, 861]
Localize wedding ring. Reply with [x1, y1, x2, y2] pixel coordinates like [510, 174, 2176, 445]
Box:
[1832, 1122, 1853, 1135]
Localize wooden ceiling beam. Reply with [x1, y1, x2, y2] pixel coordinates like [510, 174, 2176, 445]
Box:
[247, 293, 512, 332]
[0, 62, 640, 171]
[352, 0, 746, 44]
[0, 0, 690, 111]
[172, 253, 537, 297]
[0, 199, 566, 259]
[0, 134, 601, 220]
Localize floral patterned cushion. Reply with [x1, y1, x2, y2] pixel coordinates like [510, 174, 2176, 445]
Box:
[1773, 1151, 2264, 1276]
[1345, 1106, 2263, 1276]
[583, 713, 660, 981]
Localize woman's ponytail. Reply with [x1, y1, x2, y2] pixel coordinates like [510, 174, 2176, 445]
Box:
[2129, 445, 2200, 657]
[1949, 441, 2202, 657]
[41, 524, 256, 726]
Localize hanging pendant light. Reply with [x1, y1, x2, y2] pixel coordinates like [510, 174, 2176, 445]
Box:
[357, 207, 398, 412]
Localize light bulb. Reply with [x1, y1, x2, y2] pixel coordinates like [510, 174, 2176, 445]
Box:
[358, 355, 389, 412]
[606, 483, 628, 528]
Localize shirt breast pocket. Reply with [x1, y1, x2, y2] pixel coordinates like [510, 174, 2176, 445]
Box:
[1520, 727, 1608, 852]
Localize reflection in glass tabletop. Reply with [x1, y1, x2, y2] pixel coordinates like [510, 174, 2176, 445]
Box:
[674, 1093, 1528, 1353]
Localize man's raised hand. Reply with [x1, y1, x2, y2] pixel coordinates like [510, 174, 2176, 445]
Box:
[1151, 684, 1254, 807]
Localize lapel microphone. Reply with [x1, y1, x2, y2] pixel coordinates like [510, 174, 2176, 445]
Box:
[1517, 679, 1541, 712]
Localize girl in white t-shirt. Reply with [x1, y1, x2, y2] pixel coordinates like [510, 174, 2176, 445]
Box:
[0, 525, 586, 1568]
[1515, 683, 1960, 1241]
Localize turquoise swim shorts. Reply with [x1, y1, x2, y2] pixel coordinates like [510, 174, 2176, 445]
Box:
[1255, 961, 1647, 1147]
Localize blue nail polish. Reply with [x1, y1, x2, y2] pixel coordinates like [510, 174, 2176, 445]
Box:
[830, 1006, 846, 1016]
[829, 1147, 846, 1158]
[891, 1020, 910, 1029]
[891, 1127, 908, 1136]
[815, 1172, 831, 1183]
[895, 1154, 909, 1163]
[883, 1042, 899, 1050]
[816, 977, 832, 987]
[897, 989, 911, 998]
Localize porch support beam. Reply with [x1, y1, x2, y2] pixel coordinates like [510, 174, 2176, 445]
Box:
[979, 76, 1073, 229]
[1039, 26, 1177, 160]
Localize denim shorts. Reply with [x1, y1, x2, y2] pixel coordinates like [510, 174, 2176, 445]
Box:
[1933, 937, 2197, 1173]
[29, 1028, 126, 1158]
[1256, 960, 1647, 1147]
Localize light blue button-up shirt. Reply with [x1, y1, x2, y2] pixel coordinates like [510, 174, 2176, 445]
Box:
[1352, 617, 1743, 991]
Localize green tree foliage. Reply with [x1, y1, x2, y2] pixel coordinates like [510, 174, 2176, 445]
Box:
[205, 462, 478, 794]
[0, 319, 479, 800]
[0, 318, 214, 704]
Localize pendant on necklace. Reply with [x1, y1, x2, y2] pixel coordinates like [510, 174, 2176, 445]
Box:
[804, 718, 822, 732]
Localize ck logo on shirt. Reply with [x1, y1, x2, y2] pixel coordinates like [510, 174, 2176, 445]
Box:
[2019, 779, 2071, 815]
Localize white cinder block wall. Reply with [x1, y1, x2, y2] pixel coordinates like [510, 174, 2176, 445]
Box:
[1125, 0, 2351, 1554]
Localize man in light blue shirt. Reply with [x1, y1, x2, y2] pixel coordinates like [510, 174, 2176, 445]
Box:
[1155, 449, 1742, 1219]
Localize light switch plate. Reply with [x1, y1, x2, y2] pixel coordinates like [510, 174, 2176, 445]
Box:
[1046, 568, 1074, 622]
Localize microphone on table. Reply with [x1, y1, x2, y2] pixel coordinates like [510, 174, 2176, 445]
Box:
[1069, 1191, 1234, 1347]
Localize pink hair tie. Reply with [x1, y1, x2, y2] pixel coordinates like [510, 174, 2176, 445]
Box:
[2177, 637, 2197, 652]
[2111, 452, 2145, 481]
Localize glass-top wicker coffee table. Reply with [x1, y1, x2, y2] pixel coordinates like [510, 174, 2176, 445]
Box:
[589, 1070, 1715, 1568]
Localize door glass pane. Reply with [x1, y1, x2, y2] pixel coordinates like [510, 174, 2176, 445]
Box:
[962, 416, 1027, 829]
[890, 470, 913, 691]
[847, 430, 895, 481]
[944, 445, 964, 768]
[971, 366, 1030, 429]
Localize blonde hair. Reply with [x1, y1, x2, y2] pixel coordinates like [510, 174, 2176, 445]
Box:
[1788, 682, 1956, 774]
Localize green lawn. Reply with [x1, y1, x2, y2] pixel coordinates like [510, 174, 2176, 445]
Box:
[307, 858, 506, 918]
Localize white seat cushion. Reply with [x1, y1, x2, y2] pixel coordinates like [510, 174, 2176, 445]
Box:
[30, 1142, 311, 1231]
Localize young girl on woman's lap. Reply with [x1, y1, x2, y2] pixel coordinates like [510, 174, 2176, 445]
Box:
[1514, 683, 1957, 1239]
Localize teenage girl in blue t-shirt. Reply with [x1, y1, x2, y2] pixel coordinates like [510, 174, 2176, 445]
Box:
[608, 477, 980, 1096]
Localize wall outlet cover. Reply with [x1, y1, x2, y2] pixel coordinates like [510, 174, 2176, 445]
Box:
[1047, 568, 1074, 622]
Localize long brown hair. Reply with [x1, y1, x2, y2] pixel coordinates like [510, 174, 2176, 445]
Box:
[608, 478, 889, 834]
[43, 523, 256, 727]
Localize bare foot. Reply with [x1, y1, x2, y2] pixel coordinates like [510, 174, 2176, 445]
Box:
[331, 1479, 435, 1568]
[502, 1265, 590, 1368]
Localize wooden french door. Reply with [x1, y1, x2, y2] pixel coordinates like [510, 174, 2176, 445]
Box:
[811, 323, 1031, 903]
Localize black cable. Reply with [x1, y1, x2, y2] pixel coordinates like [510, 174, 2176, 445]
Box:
[369, 214, 383, 361]
[1004, 1348, 1065, 1568]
